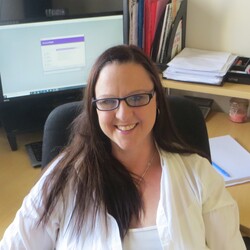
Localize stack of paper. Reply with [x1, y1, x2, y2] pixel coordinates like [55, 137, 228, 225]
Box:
[209, 135, 250, 186]
[163, 48, 237, 85]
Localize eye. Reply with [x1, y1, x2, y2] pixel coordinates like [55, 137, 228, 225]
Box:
[131, 94, 143, 101]
[97, 98, 117, 108]
[128, 94, 148, 105]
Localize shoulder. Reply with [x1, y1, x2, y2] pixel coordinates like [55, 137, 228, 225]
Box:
[159, 149, 216, 180]
[159, 150, 227, 204]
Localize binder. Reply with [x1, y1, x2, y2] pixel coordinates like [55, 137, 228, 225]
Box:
[143, 0, 158, 56]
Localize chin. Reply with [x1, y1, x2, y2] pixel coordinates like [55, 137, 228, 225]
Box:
[112, 140, 135, 152]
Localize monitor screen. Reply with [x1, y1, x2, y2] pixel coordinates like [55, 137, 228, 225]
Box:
[0, 14, 123, 102]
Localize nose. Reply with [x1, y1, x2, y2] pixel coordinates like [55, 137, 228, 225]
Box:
[115, 99, 133, 120]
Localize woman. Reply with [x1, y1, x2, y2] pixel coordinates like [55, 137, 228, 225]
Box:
[0, 45, 246, 249]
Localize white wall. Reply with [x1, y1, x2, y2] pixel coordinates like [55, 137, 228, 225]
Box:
[186, 0, 250, 57]
[173, 0, 250, 114]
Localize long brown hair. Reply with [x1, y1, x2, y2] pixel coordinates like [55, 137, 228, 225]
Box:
[39, 45, 204, 239]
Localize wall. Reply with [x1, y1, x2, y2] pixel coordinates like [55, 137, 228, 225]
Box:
[186, 0, 250, 57]
[172, 0, 250, 115]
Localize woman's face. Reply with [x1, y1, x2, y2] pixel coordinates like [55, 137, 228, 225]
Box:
[94, 62, 157, 153]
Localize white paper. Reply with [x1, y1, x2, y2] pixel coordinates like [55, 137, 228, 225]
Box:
[164, 71, 222, 85]
[209, 135, 250, 186]
[167, 47, 233, 72]
[163, 48, 237, 85]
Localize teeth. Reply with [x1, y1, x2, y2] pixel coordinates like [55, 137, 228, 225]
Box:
[117, 124, 136, 131]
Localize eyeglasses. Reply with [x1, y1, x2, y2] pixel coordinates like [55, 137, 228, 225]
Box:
[92, 89, 155, 111]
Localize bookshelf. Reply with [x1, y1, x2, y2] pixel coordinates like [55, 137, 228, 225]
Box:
[124, 0, 250, 102]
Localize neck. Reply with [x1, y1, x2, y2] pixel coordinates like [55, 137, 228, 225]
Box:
[112, 142, 157, 176]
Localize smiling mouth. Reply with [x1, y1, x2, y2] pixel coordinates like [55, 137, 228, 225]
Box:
[116, 123, 137, 131]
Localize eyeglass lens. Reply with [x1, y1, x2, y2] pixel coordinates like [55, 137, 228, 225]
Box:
[94, 92, 153, 111]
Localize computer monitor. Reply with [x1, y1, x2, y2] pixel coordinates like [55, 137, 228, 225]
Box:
[0, 0, 124, 150]
[0, 14, 123, 102]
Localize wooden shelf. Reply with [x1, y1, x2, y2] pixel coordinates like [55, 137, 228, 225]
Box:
[162, 78, 250, 99]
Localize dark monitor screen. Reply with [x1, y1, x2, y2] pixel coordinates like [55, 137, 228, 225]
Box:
[0, 14, 124, 102]
[0, 0, 123, 24]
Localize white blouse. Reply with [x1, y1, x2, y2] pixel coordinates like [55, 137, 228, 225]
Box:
[123, 226, 162, 250]
[0, 150, 246, 249]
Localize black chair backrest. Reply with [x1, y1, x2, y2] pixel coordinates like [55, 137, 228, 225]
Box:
[167, 96, 211, 162]
[41, 96, 211, 168]
[41, 101, 82, 168]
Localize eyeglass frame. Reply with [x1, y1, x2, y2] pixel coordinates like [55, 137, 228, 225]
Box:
[92, 89, 155, 111]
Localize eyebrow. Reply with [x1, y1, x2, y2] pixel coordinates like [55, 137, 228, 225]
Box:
[95, 89, 153, 99]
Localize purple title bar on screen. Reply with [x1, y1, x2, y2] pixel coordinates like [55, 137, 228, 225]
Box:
[41, 36, 84, 46]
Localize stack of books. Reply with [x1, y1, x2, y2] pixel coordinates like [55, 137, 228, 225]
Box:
[163, 47, 237, 85]
[128, 0, 184, 63]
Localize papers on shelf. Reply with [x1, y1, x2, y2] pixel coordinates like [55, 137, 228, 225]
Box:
[163, 48, 237, 85]
[209, 135, 250, 186]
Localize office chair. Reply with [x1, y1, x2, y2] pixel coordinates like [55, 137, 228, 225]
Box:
[41, 95, 211, 168]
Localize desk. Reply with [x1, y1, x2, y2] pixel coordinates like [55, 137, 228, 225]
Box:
[206, 112, 250, 236]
